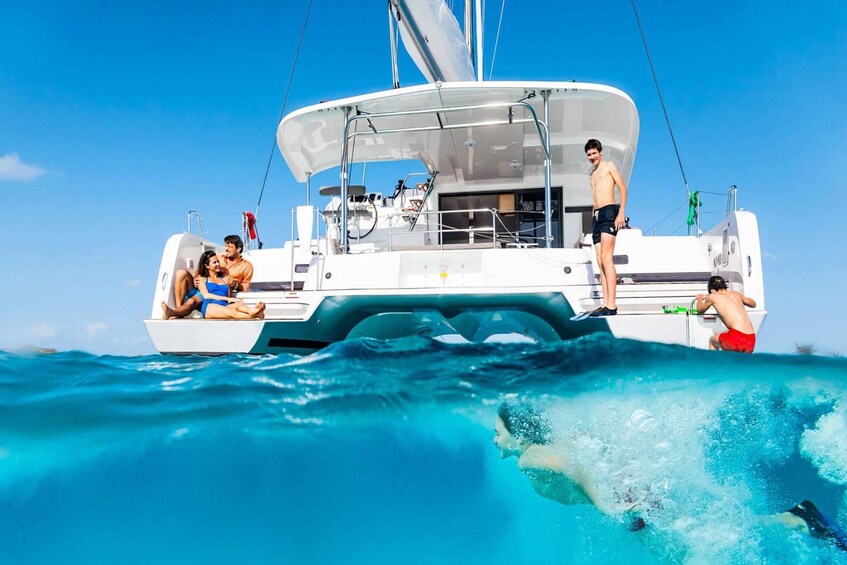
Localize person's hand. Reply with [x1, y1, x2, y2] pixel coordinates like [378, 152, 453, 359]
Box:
[696, 294, 705, 301]
[223, 275, 234, 286]
[193, 274, 202, 287]
[614, 213, 626, 230]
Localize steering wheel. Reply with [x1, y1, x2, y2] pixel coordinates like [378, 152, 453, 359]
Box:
[347, 201, 378, 240]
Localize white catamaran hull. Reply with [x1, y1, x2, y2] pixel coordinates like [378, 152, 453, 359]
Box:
[145, 211, 765, 355]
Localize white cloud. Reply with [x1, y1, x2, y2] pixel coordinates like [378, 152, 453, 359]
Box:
[0, 153, 45, 182]
[123, 279, 141, 287]
[30, 322, 58, 339]
[762, 251, 780, 262]
[87, 322, 110, 338]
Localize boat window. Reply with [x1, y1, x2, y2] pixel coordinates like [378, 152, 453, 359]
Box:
[438, 188, 563, 247]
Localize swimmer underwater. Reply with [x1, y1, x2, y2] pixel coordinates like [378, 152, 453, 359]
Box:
[494, 402, 847, 558]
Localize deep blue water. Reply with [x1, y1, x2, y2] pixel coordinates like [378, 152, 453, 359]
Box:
[1, 336, 847, 564]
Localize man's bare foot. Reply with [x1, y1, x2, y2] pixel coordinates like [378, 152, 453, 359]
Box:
[161, 301, 176, 320]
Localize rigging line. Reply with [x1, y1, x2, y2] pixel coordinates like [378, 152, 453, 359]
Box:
[255, 0, 314, 220]
[629, 0, 690, 198]
[643, 198, 687, 234]
[669, 223, 688, 236]
[488, 0, 506, 80]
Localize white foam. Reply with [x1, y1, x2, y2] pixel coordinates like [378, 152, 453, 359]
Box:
[432, 333, 471, 344]
[801, 402, 847, 486]
[482, 333, 537, 344]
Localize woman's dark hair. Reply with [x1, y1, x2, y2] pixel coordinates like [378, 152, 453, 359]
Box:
[584, 138, 602, 153]
[497, 402, 552, 445]
[197, 250, 218, 278]
[707, 275, 728, 293]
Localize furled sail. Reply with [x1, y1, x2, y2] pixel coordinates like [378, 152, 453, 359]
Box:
[391, 0, 475, 83]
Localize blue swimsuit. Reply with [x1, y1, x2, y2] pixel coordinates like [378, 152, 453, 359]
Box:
[200, 278, 230, 317]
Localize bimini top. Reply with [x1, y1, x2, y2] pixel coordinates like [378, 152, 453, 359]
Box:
[277, 81, 638, 190]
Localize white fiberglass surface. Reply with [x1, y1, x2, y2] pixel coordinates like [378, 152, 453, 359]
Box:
[277, 81, 638, 189]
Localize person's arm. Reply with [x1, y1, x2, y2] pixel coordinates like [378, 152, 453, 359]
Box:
[741, 294, 757, 308]
[235, 263, 253, 292]
[608, 161, 628, 230]
[197, 277, 213, 300]
[696, 293, 713, 314]
[520, 447, 633, 516]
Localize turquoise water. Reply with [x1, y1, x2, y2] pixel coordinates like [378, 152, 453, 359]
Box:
[1, 336, 846, 564]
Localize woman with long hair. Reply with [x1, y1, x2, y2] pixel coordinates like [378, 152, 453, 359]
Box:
[162, 250, 264, 320]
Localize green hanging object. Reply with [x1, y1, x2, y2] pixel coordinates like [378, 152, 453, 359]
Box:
[686, 191, 701, 226]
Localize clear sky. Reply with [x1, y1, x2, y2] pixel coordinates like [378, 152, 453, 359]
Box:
[2, 1, 845, 356]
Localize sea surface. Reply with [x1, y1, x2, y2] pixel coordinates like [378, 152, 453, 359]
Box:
[1, 336, 846, 564]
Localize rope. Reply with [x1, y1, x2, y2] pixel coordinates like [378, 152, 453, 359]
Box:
[669, 223, 688, 236]
[629, 0, 690, 198]
[488, 0, 506, 80]
[643, 198, 687, 234]
[254, 0, 314, 221]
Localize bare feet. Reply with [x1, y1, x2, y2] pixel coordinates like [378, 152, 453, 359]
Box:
[161, 301, 176, 320]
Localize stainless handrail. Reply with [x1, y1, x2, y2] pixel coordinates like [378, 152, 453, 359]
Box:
[387, 207, 501, 251]
[726, 185, 738, 215]
[187, 211, 204, 238]
[409, 170, 438, 231]
[289, 208, 296, 291]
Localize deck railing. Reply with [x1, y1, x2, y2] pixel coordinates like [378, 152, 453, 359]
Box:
[186, 211, 204, 238]
[726, 185, 738, 215]
[384, 208, 542, 251]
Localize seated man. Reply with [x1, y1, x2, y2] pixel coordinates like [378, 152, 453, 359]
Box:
[696, 275, 757, 353]
[164, 235, 254, 319]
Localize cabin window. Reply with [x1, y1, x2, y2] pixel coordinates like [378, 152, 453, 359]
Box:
[439, 188, 563, 247]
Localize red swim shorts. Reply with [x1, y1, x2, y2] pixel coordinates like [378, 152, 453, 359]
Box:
[718, 328, 756, 353]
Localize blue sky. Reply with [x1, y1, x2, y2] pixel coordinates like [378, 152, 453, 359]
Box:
[1, 1, 845, 356]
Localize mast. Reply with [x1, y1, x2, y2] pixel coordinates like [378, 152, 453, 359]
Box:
[464, 0, 473, 66]
[474, 0, 483, 81]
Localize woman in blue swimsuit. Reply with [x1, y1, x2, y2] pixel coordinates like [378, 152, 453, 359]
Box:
[195, 250, 265, 320]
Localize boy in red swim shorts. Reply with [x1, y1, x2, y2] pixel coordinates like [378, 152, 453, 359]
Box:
[696, 275, 758, 353]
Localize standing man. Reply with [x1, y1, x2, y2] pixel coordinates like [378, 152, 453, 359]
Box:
[167, 235, 254, 318]
[696, 275, 757, 353]
[585, 139, 628, 316]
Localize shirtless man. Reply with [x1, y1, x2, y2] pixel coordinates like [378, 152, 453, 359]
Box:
[495, 402, 847, 556]
[585, 139, 627, 317]
[696, 275, 757, 353]
[494, 402, 641, 523]
[165, 235, 255, 319]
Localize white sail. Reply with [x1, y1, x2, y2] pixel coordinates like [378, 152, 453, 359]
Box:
[393, 0, 475, 83]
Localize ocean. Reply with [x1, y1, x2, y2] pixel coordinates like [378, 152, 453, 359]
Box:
[1, 335, 846, 564]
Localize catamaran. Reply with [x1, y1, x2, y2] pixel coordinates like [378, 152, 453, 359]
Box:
[144, 0, 765, 355]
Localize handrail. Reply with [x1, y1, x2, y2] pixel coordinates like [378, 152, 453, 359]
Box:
[726, 185, 738, 215]
[187, 211, 204, 238]
[409, 170, 438, 231]
[387, 207, 503, 251]
[339, 98, 552, 254]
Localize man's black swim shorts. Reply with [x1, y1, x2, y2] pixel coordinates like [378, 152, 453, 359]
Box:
[592, 204, 620, 244]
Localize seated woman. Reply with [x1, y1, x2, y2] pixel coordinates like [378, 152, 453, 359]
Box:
[162, 250, 265, 320]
